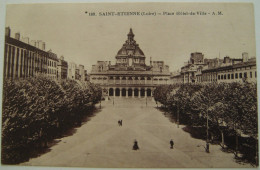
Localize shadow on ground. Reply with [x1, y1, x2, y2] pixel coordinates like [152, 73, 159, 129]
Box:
[15, 105, 103, 164]
[156, 106, 258, 167]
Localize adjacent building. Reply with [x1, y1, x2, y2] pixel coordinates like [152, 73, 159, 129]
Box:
[171, 52, 257, 84]
[47, 50, 58, 80]
[90, 28, 171, 98]
[67, 62, 77, 80]
[57, 56, 68, 80]
[4, 27, 48, 79]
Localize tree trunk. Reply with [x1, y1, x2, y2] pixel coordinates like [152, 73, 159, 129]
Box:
[235, 134, 238, 157]
[221, 130, 225, 148]
[177, 105, 179, 128]
[210, 132, 214, 142]
[256, 138, 258, 166]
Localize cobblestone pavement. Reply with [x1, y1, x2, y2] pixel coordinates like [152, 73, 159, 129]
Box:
[22, 97, 252, 168]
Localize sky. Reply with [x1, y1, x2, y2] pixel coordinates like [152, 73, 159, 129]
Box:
[5, 3, 256, 72]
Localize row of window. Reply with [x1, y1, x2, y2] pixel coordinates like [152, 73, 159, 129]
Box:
[4, 44, 48, 78]
[47, 68, 57, 74]
[93, 77, 169, 81]
[218, 71, 257, 80]
[48, 60, 57, 67]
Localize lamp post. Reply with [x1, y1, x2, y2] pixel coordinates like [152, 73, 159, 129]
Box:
[177, 104, 179, 128]
[206, 109, 209, 153]
[113, 97, 114, 106]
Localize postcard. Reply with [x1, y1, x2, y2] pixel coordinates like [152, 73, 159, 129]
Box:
[1, 1, 258, 169]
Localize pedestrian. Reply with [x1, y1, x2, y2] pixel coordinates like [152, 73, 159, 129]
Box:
[118, 120, 120, 126]
[170, 139, 174, 149]
[205, 142, 210, 153]
[121, 120, 123, 126]
[133, 139, 139, 150]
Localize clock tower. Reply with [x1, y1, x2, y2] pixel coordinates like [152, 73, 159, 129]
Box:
[115, 28, 146, 70]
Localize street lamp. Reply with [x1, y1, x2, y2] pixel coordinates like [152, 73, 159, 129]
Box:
[177, 104, 179, 128]
[206, 110, 210, 153]
[172, 89, 179, 128]
[113, 97, 114, 106]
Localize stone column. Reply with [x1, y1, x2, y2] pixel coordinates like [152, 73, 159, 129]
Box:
[126, 89, 128, 98]
[151, 88, 155, 102]
[120, 76, 122, 84]
[145, 88, 147, 98]
[132, 88, 134, 98]
[138, 88, 141, 98]
[145, 77, 147, 84]
[119, 88, 122, 98]
[126, 77, 129, 85]
[113, 76, 116, 84]
[138, 77, 141, 84]
[113, 88, 116, 97]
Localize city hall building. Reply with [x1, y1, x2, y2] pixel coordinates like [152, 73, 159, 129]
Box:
[90, 29, 171, 98]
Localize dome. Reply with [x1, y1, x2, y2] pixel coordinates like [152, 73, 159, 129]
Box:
[116, 28, 145, 57]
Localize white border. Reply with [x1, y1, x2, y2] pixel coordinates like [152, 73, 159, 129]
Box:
[0, 1, 259, 170]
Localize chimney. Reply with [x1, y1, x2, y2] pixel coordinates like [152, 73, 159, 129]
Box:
[5, 27, 10, 37]
[15, 32, 20, 40]
[60, 55, 64, 60]
[42, 42, 46, 51]
[37, 40, 42, 49]
[242, 52, 248, 62]
[22, 37, 29, 44]
[30, 40, 36, 46]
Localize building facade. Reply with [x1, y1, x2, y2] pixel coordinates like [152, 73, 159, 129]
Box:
[67, 62, 77, 80]
[180, 52, 206, 83]
[47, 50, 58, 80]
[78, 65, 85, 81]
[200, 58, 257, 84]
[4, 27, 48, 79]
[90, 28, 171, 98]
[172, 51, 257, 84]
[57, 56, 68, 80]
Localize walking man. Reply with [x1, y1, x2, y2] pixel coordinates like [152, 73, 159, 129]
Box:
[170, 139, 174, 149]
[205, 142, 210, 153]
[133, 139, 139, 150]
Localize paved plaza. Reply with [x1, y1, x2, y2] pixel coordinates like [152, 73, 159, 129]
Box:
[22, 98, 252, 168]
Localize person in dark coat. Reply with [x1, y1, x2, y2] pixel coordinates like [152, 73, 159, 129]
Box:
[170, 139, 174, 149]
[133, 140, 139, 150]
[205, 142, 210, 153]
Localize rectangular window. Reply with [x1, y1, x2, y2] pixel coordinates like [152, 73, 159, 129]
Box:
[16, 48, 19, 78]
[231, 74, 234, 79]
[244, 72, 247, 78]
[218, 75, 220, 80]
[7, 45, 11, 77]
[250, 72, 252, 78]
[224, 75, 226, 80]
[10, 46, 15, 78]
[20, 49, 23, 77]
[235, 73, 238, 79]
[228, 74, 230, 79]
[239, 73, 242, 78]
[255, 71, 257, 78]
[221, 75, 223, 79]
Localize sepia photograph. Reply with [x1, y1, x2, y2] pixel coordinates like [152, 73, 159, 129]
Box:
[0, 1, 259, 169]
